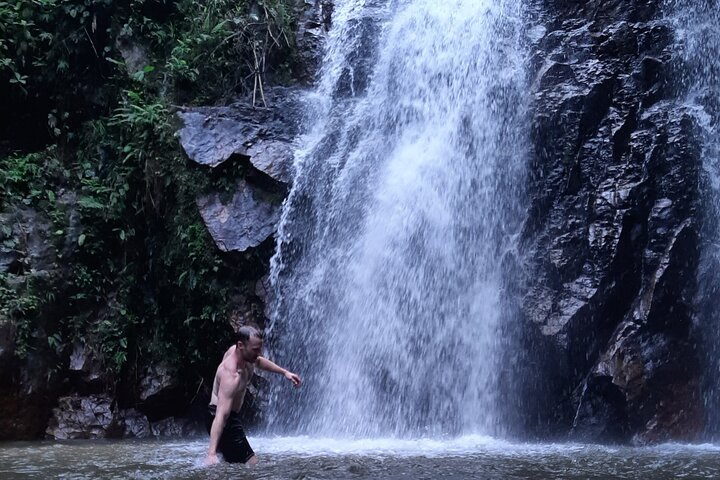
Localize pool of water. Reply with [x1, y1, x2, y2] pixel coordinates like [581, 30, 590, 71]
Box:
[2, 435, 719, 479]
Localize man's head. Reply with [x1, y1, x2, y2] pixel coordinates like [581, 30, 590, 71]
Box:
[236, 325, 263, 363]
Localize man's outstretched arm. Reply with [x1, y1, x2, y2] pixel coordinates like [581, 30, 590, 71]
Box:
[205, 373, 239, 466]
[256, 357, 301, 387]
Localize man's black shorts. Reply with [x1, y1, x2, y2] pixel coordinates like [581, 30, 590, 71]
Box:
[205, 404, 255, 463]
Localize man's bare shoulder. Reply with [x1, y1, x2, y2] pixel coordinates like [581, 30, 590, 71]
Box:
[215, 367, 242, 398]
[214, 355, 237, 377]
[222, 345, 235, 360]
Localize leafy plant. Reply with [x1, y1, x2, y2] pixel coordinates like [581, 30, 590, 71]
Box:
[0, 0, 298, 394]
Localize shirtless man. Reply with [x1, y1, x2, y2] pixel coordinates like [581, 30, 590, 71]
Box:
[204, 325, 301, 466]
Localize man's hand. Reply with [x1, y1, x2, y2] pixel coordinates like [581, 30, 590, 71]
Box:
[284, 370, 301, 387]
[204, 453, 220, 466]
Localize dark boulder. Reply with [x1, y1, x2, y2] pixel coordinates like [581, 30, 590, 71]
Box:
[117, 408, 152, 438]
[196, 179, 282, 253]
[150, 417, 202, 438]
[68, 341, 104, 385]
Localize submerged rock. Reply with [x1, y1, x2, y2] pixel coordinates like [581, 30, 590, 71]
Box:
[150, 417, 201, 438]
[117, 409, 152, 439]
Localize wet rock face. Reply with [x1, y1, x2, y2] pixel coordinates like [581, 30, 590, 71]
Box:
[0, 208, 56, 275]
[68, 341, 104, 385]
[46, 395, 119, 440]
[45, 395, 199, 439]
[149, 417, 200, 437]
[520, 0, 703, 442]
[137, 364, 184, 422]
[117, 409, 152, 438]
[294, 0, 334, 83]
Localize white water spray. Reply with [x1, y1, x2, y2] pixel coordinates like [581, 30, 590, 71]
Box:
[267, 0, 528, 438]
[667, 0, 720, 438]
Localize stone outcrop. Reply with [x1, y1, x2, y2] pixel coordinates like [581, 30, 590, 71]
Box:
[519, 0, 704, 443]
[149, 417, 199, 438]
[46, 395, 119, 440]
[177, 87, 301, 184]
[117, 408, 152, 438]
[0, 208, 56, 275]
[45, 395, 200, 439]
[196, 179, 282, 253]
[178, 88, 301, 254]
[68, 341, 104, 385]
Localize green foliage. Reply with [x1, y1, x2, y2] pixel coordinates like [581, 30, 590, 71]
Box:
[0, 0, 111, 79]
[0, 273, 42, 358]
[0, 149, 65, 208]
[0, 0, 297, 382]
[97, 299, 134, 372]
[169, 0, 294, 100]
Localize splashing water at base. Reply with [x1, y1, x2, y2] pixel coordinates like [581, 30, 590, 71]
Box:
[267, 0, 528, 439]
[3, 438, 720, 479]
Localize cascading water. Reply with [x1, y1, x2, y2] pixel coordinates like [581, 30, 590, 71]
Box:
[266, 0, 528, 438]
[668, 0, 720, 438]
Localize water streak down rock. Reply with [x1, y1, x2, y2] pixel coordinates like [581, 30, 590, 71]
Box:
[520, 0, 703, 443]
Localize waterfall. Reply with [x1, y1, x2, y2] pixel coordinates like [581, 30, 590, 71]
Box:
[266, 0, 528, 438]
[668, 0, 720, 438]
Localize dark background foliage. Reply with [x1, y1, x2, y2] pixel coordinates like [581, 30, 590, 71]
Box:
[0, 0, 297, 432]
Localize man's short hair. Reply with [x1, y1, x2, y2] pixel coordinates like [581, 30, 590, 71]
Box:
[236, 325, 262, 344]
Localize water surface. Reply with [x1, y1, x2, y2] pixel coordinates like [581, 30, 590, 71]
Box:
[2, 437, 719, 479]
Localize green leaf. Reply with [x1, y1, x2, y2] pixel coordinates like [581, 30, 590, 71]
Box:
[77, 197, 105, 210]
[47, 333, 62, 349]
[78, 234, 86, 246]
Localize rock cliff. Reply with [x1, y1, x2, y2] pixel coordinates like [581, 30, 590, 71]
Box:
[518, 0, 705, 443]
